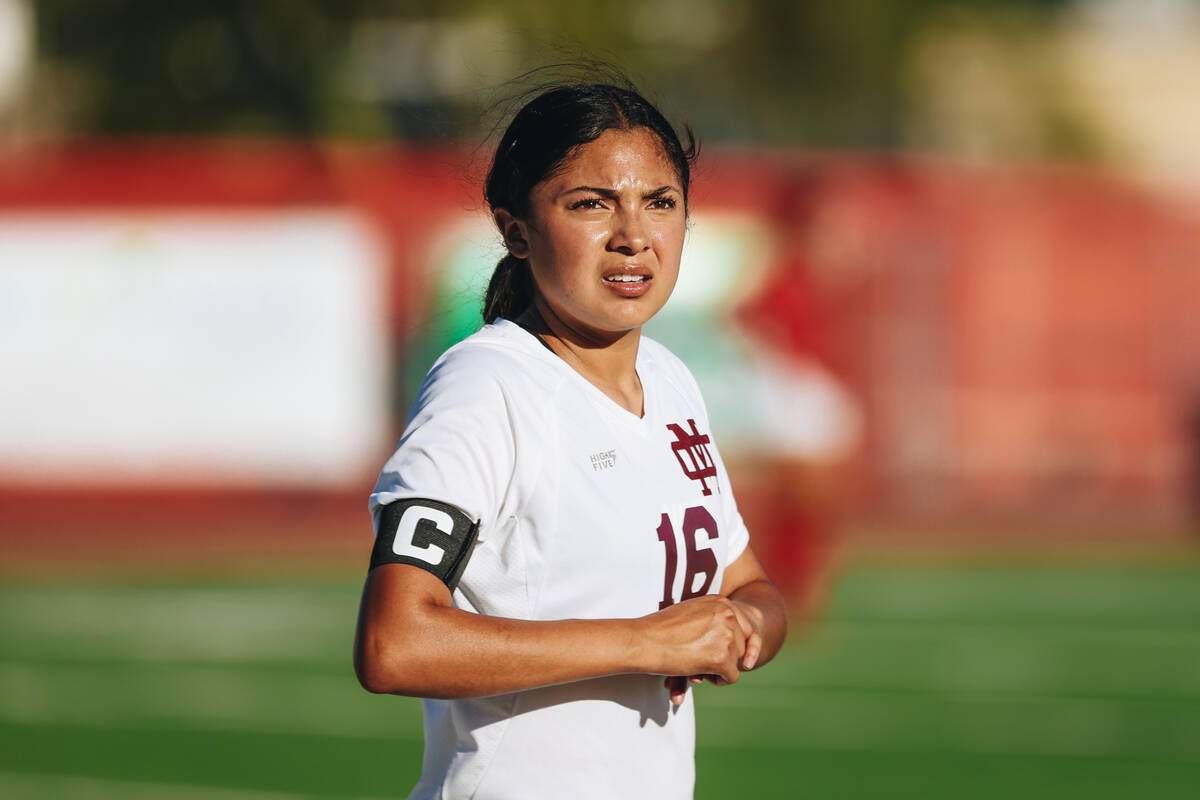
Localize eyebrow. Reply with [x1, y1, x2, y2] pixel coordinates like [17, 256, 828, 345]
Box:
[560, 185, 680, 199]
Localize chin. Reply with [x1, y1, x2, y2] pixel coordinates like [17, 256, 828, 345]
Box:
[564, 295, 668, 338]
[603, 308, 662, 333]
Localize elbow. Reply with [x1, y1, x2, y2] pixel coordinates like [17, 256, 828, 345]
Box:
[354, 629, 414, 695]
[354, 571, 459, 696]
[355, 633, 471, 699]
[354, 641, 391, 695]
[355, 624, 451, 697]
[356, 660, 394, 696]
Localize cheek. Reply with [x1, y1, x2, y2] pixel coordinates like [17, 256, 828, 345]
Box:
[528, 226, 598, 295]
[539, 222, 608, 267]
[653, 224, 686, 265]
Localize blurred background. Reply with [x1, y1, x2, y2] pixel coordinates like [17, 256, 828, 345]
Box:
[1, 0, 1198, 797]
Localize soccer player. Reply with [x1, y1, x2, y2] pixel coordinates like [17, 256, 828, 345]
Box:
[354, 80, 788, 800]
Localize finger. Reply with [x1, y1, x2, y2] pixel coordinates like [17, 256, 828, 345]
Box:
[712, 658, 741, 685]
[742, 631, 763, 671]
[664, 675, 688, 706]
[727, 600, 757, 640]
[719, 604, 749, 662]
[730, 620, 747, 660]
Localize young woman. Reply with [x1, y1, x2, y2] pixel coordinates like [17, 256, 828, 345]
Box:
[355, 81, 787, 800]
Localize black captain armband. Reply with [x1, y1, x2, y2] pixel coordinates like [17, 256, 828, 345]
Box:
[370, 498, 480, 591]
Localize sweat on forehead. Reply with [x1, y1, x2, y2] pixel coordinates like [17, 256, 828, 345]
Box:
[547, 128, 680, 186]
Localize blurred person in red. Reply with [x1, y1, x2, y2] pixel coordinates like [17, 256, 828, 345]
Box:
[644, 179, 862, 617]
[733, 255, 860, 616]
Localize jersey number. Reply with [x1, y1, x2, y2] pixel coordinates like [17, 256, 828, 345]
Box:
[656, 505, 720, 609]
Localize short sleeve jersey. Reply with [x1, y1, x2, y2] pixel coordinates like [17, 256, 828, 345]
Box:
[370, 319, 750, 800]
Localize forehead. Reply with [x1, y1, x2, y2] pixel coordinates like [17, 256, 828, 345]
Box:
[548, 128, 680, 189]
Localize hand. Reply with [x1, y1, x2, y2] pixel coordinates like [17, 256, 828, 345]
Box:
[637, 595, 746, 687]
[662, 599, 764, 705]
[730, 599, 765, 671]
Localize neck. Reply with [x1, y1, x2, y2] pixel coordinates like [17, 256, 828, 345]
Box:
[517, 300, 644, 417]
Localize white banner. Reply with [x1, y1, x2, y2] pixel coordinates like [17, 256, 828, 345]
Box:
[0, 210, 389, 487]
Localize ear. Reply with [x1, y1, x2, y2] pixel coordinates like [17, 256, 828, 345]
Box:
[494, 209, 531, 260]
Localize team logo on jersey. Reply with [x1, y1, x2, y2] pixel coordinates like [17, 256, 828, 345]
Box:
[666, 419, 717, 496]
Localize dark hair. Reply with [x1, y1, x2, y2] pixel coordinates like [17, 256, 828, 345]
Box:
[482, 82, 698, 322]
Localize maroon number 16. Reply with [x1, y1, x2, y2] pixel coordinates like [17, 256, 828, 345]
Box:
[656, 505, 720, 609]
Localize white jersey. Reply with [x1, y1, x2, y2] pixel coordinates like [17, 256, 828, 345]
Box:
[370, 319, 750, 800]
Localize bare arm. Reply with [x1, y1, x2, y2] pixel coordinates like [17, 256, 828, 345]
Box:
[661, 546, 787, 704]
[721, 545, 788, 670]
[354, 563, 749, 698]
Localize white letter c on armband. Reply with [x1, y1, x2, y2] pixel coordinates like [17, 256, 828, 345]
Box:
[393, 505, 453, 566]
[369, 497, 479, 590]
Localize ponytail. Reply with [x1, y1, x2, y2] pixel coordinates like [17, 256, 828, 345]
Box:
[482, 254, 534, 323]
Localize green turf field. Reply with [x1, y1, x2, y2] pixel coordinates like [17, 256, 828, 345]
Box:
[2, 558, 1198, 798]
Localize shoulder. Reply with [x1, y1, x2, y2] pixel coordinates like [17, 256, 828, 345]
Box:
[428, 321, 537, 379]
[371, 322, 557, 519]
[415, 321, 564, 410]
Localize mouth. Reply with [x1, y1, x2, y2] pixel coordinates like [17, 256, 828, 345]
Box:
[602, 267, 653, 297]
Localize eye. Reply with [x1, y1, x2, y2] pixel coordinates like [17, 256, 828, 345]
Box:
[568, 197, 606, 210]
[648, 197, 677, 210]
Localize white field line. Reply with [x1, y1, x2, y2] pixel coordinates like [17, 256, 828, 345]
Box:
[694, 687, 1200, 765]
[0, 770, 392, 800]
[0, 662, 423, 741]
[831, 572, 1200, 614]
[808, 619, 1200, 647]
[6, 619, 1200, 675]
[697, 682, 1200, 712]
[4, 583, 1199, 665]
[0, 588, 354, 663]
[2, 663, 1200, 765]
[0, 710, 422, 743]
[7, 655, 1199, 723]
[3, 701, 1198, 767]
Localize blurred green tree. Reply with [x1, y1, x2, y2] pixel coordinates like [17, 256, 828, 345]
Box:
[32, 0, 1079, 153]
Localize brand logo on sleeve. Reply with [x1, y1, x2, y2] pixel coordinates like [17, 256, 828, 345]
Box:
[666, 419, 717, 496]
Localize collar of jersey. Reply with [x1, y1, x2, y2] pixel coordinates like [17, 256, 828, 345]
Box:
[493, 318, 652, 432]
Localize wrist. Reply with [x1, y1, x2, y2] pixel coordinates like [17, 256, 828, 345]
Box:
[620, 616, 654, 674]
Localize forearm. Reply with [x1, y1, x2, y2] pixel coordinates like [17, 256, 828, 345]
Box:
[728, 578, 787, 669]
[357, 601, 645, 698]
[355, 565, 748, 699]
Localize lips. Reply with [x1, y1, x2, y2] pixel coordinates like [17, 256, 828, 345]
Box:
[602, 265, 653, 297]
[604, 266, 652, 297]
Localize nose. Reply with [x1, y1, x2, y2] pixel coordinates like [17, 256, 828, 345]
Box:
[607, 207, 650, 255]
